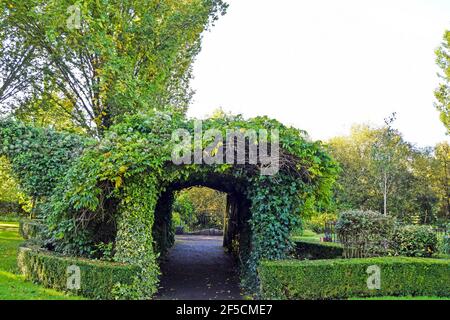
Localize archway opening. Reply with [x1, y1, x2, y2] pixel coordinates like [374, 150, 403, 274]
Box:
[152, 173, 252, 300]
[172, 187, 227, 236]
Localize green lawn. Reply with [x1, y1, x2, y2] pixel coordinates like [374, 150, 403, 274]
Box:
[291, 229, 324, 242]
[0, 221, 83, 300]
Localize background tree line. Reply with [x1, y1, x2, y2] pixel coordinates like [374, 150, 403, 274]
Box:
[327, 124, 449, 225]
[172, 187, 227, 231]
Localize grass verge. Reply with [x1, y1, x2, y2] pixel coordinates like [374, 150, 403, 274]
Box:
[0, 221, 82, 300]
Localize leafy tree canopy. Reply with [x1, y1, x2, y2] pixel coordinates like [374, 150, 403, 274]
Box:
[174, 187, 227, 230]
[0, 0, 227, 136]
[435, 30, 450, 133]
[328, 124, 449, 224]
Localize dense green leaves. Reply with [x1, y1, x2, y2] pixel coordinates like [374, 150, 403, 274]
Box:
[259, 257, 450, 300]
[336, 210, 395, 258]
[391, 225, 438, 258]
[0, 0, 227, 135]
[336, 211, 439, 259]
[17, 246, 140, 299]
[1, 110, 339, 297]
[294, 240, 343, 260]
[328, 125, 449, 224]
[0, 156, 25, 204]
[0, 119, 88, 200]
[173, 187, 226, 230]
[435, 30, 450, 133]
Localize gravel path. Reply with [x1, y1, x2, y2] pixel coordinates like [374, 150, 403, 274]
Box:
[156, 235, 242, 300]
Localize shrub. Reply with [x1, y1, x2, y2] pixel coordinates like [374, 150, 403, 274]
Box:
[19, 219, 44, 240]
[437, 223, 450, 255]
[304, 213, 337, 233]
[442, 235, 450, 255]
[17, 246, 141, 300]
[391, 225, 438, 257]
[336, 210, 395, 258]
[294, 240, 343, 260]
[259, 257, 450, 300]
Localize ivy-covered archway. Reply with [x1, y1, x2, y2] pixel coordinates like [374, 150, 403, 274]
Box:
[0, 111, 338, 299]
[152, 171, 251, 257]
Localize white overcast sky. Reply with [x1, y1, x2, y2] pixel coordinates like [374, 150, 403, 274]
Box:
[188, 0, 450, 147]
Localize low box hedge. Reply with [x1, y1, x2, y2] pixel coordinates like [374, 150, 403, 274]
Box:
[17, 246, 140, 299]
[294, 240, 343, 260]
[259, 257, 450, 300]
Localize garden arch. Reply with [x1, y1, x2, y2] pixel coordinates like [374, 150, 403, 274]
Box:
[0, 113, 338, 298]
[152, 170, 252, 257]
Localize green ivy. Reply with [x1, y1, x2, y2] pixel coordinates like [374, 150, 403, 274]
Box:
[1, 111, 339, 297]
[0, 119, 89, 200]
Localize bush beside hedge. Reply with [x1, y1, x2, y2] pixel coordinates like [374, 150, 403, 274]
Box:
[391, 225, 438, 257]
[17, 246, 140, 299]
[336, 210, 395, 258]
[443, 235, 450, 255]
[259, 257, 450, 300]
[294, 240, 343, 260]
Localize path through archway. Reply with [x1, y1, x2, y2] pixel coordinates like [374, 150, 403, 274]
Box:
[156, 234, 241, 300]
[154, 183, 246, 300]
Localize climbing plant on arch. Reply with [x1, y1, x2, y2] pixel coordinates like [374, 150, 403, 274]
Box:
[0, 111, 338, 298]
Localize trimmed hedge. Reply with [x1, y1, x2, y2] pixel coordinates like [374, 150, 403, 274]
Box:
[259, 257, 450, 300]
[17, 247, 140, 299]
[294, 240, 343, 260]
[19, 219, 44, 240]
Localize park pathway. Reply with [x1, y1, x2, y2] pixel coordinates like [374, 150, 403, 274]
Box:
[156, 235, 242, 300]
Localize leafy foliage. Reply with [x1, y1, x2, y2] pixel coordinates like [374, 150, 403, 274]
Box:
[391, 225, 438, 258]
[328, 125, 449, 223]
[0, 0, 227, 135]
[336, 210, 395, 258]
[304, 212, 337, 233]
[434, 30, 450, 133]
[294, 240, 343, 260]
[432, 143, 450, 222]
[172, 191, 196, 230]
[2, 110, 339, 297]
[173, 187, 226, 230]
[0, 119, 88, 200]
[336, 211, 439, 258]
[17, 246, 139, 300]
[443, 234, 450, 255]
[0, 156, 27, 205]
